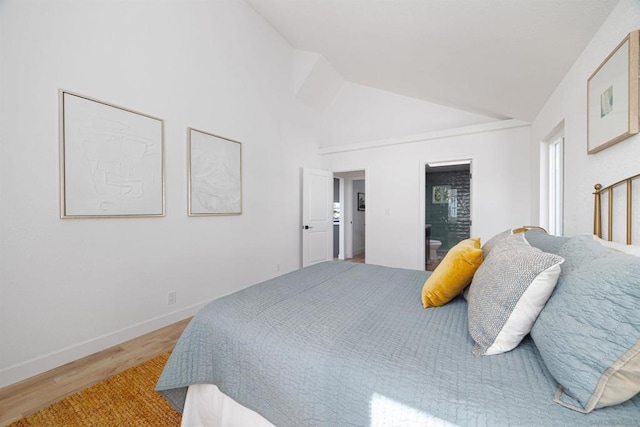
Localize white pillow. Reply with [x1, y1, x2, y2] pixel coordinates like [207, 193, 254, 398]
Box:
[591, 234, 640, 257]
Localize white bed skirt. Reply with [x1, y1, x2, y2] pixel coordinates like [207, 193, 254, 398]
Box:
[181, 384, 276, 427]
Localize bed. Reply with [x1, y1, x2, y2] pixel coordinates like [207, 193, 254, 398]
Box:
[157, 177, 640, 426]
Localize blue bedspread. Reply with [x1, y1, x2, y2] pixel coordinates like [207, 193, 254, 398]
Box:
[156, 261, 640, 426]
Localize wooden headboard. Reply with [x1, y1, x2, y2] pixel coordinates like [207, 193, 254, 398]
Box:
[594, 173, 640, 244]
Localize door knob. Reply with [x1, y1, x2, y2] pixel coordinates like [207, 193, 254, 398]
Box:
[303, 225, 313, 229]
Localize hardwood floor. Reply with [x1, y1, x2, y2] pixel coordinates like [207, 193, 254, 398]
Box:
[342, 252, 365, 263]
[0, 318, 191, 426]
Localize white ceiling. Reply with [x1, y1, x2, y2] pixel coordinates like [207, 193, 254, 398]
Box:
[246, 0, 619, 121]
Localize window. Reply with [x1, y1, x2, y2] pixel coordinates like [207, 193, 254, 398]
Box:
[548, 136, 564, 235]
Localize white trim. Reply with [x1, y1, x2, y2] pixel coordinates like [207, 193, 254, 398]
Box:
[319, 119, 529, 155]
[337, 176, 346, 260]
[333, 169, 368, 262]
[0, 301, 210, 388]
[420, 158, 475, 268]
[428, 159, 472, 168]
[548, 136, 565, 235]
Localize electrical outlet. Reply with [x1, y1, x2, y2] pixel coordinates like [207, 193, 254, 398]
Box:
[168, 291, 177, 305]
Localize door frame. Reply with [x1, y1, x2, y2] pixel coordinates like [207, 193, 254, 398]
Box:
[419, 158, 474, 268]
[335, 176, 345, 260]
[334, 169, 367, 261]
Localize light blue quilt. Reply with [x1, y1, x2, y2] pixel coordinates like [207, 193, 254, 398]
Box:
[156, 261, 639, 426]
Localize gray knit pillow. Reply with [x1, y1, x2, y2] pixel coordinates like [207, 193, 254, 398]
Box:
[481, 229, 511, 258]
[468, 233, 564, 355]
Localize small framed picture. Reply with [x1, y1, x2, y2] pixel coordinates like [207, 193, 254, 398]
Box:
[587, 30, 639, 154]
[432, 185, 450, 204]
[357, 192, 365, 211]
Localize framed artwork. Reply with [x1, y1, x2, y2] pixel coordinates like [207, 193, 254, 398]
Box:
[188, 127, 242, 216]
[432, 185, 451, 204]
[587, 30, 639, 154]
[357, 192, 365, 211]
[59, 90, 165, 218]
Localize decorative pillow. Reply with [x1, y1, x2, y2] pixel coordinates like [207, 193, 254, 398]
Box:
[591, 234, 640, 257]
[481, 229, 511, 257]
[482, 227, 530, 258]
[524, 228, 569, 255]
[467, 233, 564, 355]
[421, 238, 483, 308]
[531, 235, 640, 413]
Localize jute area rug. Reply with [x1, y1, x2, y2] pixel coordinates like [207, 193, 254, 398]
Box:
[10, 352, 181, 426]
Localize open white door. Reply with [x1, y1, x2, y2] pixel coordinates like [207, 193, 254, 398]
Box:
[302, 168, 333, 267]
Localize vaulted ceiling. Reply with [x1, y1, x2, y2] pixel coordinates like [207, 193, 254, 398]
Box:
[247, 0, 619, 121]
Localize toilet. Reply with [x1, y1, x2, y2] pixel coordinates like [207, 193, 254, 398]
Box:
[428, 239, 442, 260]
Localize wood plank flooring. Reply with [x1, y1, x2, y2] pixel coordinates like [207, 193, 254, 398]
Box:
[0, 257, 367, 425]
[0, 318, 191, 426]
[343, 253, 365, 263]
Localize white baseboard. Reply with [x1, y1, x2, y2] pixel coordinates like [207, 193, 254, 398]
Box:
[0, 300, 212, 389]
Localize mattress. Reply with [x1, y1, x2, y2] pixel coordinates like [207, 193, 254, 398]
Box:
[181, 384, 274, 427]
[157, 261, 640, 426]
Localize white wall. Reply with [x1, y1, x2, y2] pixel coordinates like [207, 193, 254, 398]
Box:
[321, 82, 495, 147]
[0, 0, 321, 387]
[322, 123, 532, 270]
[4, 0, 623, 389]
[531, 0, 640, 238]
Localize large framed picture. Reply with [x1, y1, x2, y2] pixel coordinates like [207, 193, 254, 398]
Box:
[587, 30, 639, 154]
[59, 90, 165, 218]
[188, 128, 242, 216]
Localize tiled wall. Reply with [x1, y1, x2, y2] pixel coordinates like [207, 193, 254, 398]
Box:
[426, 169, 471, 256]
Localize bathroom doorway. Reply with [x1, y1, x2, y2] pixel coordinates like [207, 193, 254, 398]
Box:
[425, 161, 472, 271]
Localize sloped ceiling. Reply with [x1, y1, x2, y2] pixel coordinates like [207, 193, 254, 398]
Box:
[246, 0, 619, 121]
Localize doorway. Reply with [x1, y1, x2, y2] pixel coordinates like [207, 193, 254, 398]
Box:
[334, 170, 366, 263]
[425, 161, 472, 271]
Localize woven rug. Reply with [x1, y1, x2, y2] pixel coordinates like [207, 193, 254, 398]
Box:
[10, 352, 181, 426]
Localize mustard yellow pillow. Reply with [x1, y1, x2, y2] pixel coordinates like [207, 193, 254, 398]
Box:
[422, 238, 483, 308]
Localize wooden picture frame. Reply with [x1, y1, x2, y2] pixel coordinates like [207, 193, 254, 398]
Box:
[188, 128, 242, 216]
[587, 30, 639, 154]
[59, 90, 165, 218]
